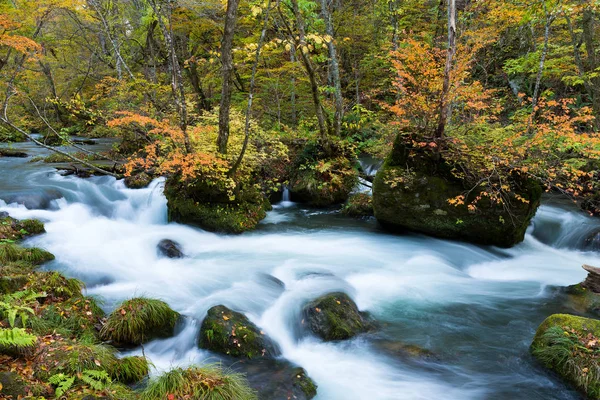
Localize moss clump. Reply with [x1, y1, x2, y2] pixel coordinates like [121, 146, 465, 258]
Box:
[302, 292, 372, 341]
[199, 305, 279, 359]
[372, 136, 541, 247]
[288, 140, 358, 207]
[531, 314, 600, 399]
[342, 193, 374, 217]
[124, 172, 153, 189]
[0, 371, 27, 398]
[111, 356, 149, 384]
[28, 271, 83, 301]
[165, 177, 269, 234]
[0, 216, 45, 242]
[0, 243, 55, 265]
[142, 365, 257, 400]
[100, 297, 179, 345]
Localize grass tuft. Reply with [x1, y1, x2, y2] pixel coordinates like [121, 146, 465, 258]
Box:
[0, 243, 54, 265]
[100, 297, 179, 345]
[142, 365, 257, 400]
[111, 356, 150, 384]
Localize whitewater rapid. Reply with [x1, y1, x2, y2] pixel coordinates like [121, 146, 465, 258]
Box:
[1, 168, 599, 399]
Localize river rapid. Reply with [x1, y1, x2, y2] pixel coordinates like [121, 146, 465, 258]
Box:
[1, 140, 600, 399]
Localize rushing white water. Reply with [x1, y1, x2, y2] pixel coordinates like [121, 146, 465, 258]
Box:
[1, 153, 600, 399]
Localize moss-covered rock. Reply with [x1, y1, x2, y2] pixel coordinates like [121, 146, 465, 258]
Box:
[302, 292, 372, 341]
[165, 176, 270, 234]
[288, 140, 358, 207]
[342, 193, 374, 217]
[124, 172, 153, 189]
[290, 367, 317, 399]
[199, 305, 279, 359]
[0, 371, 27, 398]
[32, 296, 105, 338]
[531, 314, 600, 399]
[142, 365, 257, 400]
[111, 356, 149, 384]
[372, 136, 541, 247]
[100, 297, 179, 346]
[0, 216, 45, 242]
[0, 148, 28, 158]
[0, 244, 55, 265]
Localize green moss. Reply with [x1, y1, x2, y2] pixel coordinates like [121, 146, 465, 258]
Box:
[342, 193, 374, 217]
[0, 371, 27, 398]
[565, 284, 600, 316]
[303, 292, 371, 341]
[27, 271, 84, 300]
[531, 314, 600, 399]
[31, 296, 105, 338]
[100, 297, 179, 345]
[199, 305, 278, 359]
[142, 365, 257, 400]
[288, 140, 358, 207]
[0, 243, 55, 265]
[291, 367, 317, 399]
[165, 178, 269, 234]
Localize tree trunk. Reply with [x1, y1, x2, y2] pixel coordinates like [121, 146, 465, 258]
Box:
[582, 8, 600, 126]
[150, 0, 192, 154]
[434, 0, 456, 139]
[217, 0, 241, 154]
[321, 0, 343, 136]
[289, 0, 328, 140]
[230, 0, 272, 176]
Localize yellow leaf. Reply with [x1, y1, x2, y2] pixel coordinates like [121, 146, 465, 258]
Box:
[223, 315, 230, 321]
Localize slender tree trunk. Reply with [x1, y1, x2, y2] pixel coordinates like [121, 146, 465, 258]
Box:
[289, 0, 328, 139]
[217, 0, 241, 154]
[230, 0, 272, 176]
[582, 8, 600, 125]
[150, 0, 192, 154]
[321, 0, 343, 136]
[290, 45, 297, 127]
[532, 9, 554, 110]
[39, 60, 63, 123]
[434, 0, 456, 139]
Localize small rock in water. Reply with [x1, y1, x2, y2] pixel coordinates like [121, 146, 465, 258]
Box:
[157, 239, 184, 258]
[0, 148, 28, 158]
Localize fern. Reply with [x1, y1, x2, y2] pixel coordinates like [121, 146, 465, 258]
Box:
[0, 290, 46, 327]
[0, 327, 37, 348]
[81, 369, 112, 390]
[49, 373, 75, 397]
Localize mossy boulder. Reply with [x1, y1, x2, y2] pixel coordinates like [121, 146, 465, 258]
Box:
[302, 292, 372, 341]
[0, 216, 45, 242]
[110, 356, 149, 384]
[143, 365, 257, 400]
[0, 371, 27, 398]
[199, 305, 279, 359]
[531, 314, 600, 399]
[342, 193, 374, 217]
[165, 176, 270, 234]
[124, 172, 153, 189]
[288, 140, 358, 207]
[290, 367, 317, 399]
[372, 136, 541, 247]
[100, 297, 179, 346]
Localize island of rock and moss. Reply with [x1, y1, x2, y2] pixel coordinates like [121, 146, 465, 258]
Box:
[302, 292, 372, 341]
[531, 313, 600, 399]
[373, 135, 542, 247]
[199, 305, 279, 358]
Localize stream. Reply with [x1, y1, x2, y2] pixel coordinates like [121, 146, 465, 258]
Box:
[1, 140, 600, 399]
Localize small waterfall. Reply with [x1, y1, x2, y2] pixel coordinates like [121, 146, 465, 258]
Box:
[282, 186, 291, 202]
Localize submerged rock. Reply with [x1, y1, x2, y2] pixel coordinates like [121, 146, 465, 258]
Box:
[199, 305, 279, 359]
[1, 189, 62, 210]
[584, 231, 600, 252]
[372, 137, 541, 247]
[100, 297, 180, 345]
[239, 359, 317, 400]
[531, 314, 600, 399]
[0, 148, 28, 158]
[157, 239, 184, 258]
[302, 292, 372, 341]
[565, 265, 600, 316]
